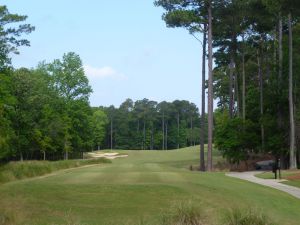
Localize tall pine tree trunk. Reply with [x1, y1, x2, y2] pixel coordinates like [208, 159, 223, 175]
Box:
[162, 112, 165, 150]
[190, 117, 193, 146]
[229, 57, 234, 118]
[165, 122, 168, 150]
[288, 12, 297, 169]
[177, 112, 180, 149]
[258, 50, 265, 151]
[278, 15, 283, 126]
[143, 119, 146, 150]
[207, 0, 213, 172]
[110, 118, 113, 151]
[200, 23, 207, 171]
[242, 41, 246, 121]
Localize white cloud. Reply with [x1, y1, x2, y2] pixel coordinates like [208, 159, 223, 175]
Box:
[84, 65, 127, 80]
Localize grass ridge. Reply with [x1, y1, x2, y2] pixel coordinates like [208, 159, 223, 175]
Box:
[0, 158, 111, 184]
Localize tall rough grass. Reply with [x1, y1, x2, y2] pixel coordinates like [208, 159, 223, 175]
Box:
[222, 208, 276, 225]
[0, 158, 111, 184]
[159, 201, 207, 225]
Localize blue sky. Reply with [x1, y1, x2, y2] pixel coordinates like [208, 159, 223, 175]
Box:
[3, 0, 204, 108]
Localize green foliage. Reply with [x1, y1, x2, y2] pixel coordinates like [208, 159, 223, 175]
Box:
[48, 52, 92, 101]
[0, 5, 34, 67]
[215, 112, 259, 164]
[92, 109, 108, 150]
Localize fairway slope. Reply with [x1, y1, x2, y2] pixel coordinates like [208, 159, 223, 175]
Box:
[1, 148, 300, 225]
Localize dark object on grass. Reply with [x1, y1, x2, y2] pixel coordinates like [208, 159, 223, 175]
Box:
[255, 160, 275, 170]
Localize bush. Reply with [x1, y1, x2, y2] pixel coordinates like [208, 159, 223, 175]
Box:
[0, 158, 111, 184]
[222, 208, 276, 225]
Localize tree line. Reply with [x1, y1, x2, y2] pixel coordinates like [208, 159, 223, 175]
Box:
[0, 5, 208, 162]
[100, 99, 207, 150]
[155, 0, 300, 169]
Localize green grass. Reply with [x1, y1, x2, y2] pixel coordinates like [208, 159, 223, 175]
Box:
[282, 180, 300, 188]
[255, 170, 300, 188]
[255, 170, 300, 179]
[0, 147, 300, 225]
[0, 158, 111, 184]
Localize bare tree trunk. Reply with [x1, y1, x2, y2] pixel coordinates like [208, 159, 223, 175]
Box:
[229, 57, 234, 118]
[235, 69, 240, 117]
[20, 152, 23, 161]
[258, 50, 265, 151]
[288, 12, 297, 169]
[190, 117, 193, 146]
[143, 119, 146, 150]
[151, 127, 154, 150]
[207, 0, 213, 172]
[278, 15, 283, 87]
[110, 118, 113, 151]
[162, 112, 165, 150]
[177, 112, 180, 149]
[278, 15, 283, 130]
[65, 150, 68, 160]
[43, 151, 46, 161]
[242, 41, 246, 121]
[165, 122, 168, 150]
[200, 23, 207, 171]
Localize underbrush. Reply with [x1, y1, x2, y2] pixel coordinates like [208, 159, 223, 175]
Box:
[0, 158, 111, 184]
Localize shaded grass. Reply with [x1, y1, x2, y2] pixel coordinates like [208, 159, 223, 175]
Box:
[0, 158, 111, 184]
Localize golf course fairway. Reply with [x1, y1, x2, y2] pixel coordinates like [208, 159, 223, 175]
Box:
[0, 147, 300, 225]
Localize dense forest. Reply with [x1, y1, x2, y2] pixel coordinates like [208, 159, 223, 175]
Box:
[1, 1, 300, 170]
[100, 99, 207, 151]
[156, 0, 300, 169]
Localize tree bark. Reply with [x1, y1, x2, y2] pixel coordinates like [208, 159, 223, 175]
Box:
[110, 118, 113, 151]
[242, 41, 246, 121]
[200, 23, 207, 171]
[288, 12, 297, 169]
[229, 57, 234, 118]
[162, 112, 165, 150]
[65, 150, 68, 160]
[258, 50, 265, 151]
[278, 15, 283, 130]
[207, 0, 213, 172]
[165, 122, 168, 150]
[177, 112, 180, 149]
[143, 119, 146, 150]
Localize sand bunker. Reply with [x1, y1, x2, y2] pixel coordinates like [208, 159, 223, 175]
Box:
[87, 152, 128, 159]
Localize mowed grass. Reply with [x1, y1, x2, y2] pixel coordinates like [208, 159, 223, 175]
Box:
[0, 147, 300, 225]
[256, 170, 300, 188]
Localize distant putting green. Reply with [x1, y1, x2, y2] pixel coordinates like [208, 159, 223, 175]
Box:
[1, 146, 300, 225]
